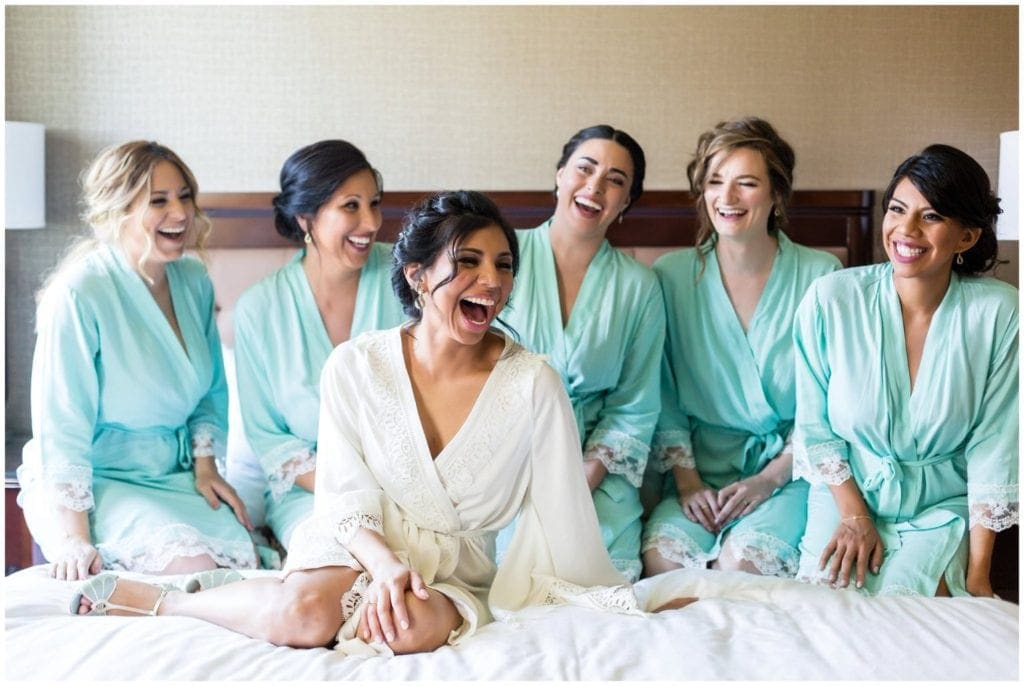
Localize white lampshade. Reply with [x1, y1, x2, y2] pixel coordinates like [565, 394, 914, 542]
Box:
[5, 121, 46, 229]
[996, 130, 1018, 240]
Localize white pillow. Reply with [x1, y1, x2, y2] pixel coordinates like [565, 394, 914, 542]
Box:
[223, 346, 268, 529]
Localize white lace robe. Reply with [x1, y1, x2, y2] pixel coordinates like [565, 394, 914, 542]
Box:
[284, 328, 638, 653]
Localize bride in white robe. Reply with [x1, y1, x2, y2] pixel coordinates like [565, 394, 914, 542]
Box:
[69, 190, 653, 656]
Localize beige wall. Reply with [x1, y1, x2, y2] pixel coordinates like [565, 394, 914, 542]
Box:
[5, 5, 1019, 435]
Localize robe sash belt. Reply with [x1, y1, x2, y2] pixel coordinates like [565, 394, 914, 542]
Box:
[90, 425, 194, 475]
[399, 515, 488, 583]
[696, 423, 786, 476]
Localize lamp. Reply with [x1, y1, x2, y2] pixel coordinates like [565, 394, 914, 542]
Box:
[5, 121, 46, 229]
[996, 130, 1018, 240]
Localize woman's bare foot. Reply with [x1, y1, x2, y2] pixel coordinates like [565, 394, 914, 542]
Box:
[75, 577, 170, 616]
[652, 596, 699, 612]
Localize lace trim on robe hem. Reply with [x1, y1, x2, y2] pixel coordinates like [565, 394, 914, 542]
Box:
[640, 523, 713, 569]
[190, 422, 227, 473]
[796, 568, 923, 597]
[585, 429, 649, 488]
[723, 530, 800, 578]
[611, 558, 643, 583]
[98, 522, 258, 572]
[340, 571, 371, 623]
[336, 513, 384, 546]
[651, 430, 694, 473]
[795, 440, 851, 485]
[267, 448, 317, 502]
[968, 484, 1019, 531]
[541, 577, 641, 615]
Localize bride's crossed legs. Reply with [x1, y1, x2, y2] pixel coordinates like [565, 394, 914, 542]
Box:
[74, 566, 461, 654]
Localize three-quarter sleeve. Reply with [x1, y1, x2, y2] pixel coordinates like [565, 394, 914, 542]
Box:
[965, 308, 1019, 531]
[490, 363, 639, 617]
[28, 285, 100, 511]
[584, 278, 665, 487]
[650, 348, 696, 473]
[792, 285, 851, 485]
[185, 270, 228, 469]
[234, 302, 316, 500]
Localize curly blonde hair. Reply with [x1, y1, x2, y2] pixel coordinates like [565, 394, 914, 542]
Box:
[38, 141, 212, 303]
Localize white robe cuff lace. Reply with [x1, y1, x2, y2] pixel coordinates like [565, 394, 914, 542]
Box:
[968, 483, 1019, 531]
[794, 439, 851, 485]
[266, 447, 317, 501]
[650, 430, 695, 472]
[22, 463, 94, 512]
[189, 422, 226, 473]
[585, 429, 649, 488]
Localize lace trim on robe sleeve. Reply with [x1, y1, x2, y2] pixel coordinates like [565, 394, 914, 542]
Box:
[36, 464, 94, 512]
[650, 430, 695, 473]
[335, 513, 384, 546]
[190, 422, 226, 473]
[969, 483, 1019, 531]
[585, 429, 649, 488]
[266, 448, 317, 502]
[794, 439, 851, 485]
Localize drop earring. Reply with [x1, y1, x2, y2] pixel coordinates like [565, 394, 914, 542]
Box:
[956, 252, 964, 266]
[304, 232, 312, 245]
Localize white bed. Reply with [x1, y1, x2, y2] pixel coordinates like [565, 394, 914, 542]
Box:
[6, 189, 1017, 680]
[4, 565, 1017, 680]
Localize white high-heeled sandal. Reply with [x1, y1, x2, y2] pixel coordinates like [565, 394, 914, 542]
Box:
[70, 573, 169, 616]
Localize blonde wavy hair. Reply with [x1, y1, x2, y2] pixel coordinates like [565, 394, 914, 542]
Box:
[37, 141, 212, 303]
[686, 117, 795, 274]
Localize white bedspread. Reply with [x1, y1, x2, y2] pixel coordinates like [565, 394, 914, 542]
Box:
[4, 565, 1017, 680]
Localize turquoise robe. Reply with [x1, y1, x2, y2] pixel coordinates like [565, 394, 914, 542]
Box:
[233, 243, 405, 549]
[496, 220, 665, 581]
[793, 263, 1019, 595]
[643, 234, 840, 575]
[17, 245, 257, 571]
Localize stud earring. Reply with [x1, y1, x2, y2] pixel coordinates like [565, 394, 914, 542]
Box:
[774, 207, 782, 218]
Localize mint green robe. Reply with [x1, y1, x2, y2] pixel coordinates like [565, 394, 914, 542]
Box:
[496, 220, 665, 581]
[233, 244, 405, 550]
[17, 245, 257, 571]
[643, 234, 840, 575]
[793, 263, 1019, 595]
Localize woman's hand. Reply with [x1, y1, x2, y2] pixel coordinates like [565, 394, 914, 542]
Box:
[582, 458, 608, 492]
[679, 483, 721, 533]
[361, 560, 431, 645]
[714, 474, 775, 529]
[194, 457, 253, 531]
[819, 517, 884, 589]
[50, 535, 102, 581]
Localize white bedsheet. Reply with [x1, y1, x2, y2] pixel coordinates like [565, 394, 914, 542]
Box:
[4, 565, 1017, 680]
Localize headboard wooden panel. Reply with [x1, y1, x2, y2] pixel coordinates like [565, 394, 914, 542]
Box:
[201, 189, 875, 266]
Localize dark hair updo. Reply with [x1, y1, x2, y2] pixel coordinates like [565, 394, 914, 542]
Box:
[272, 140, 382, 242]
[555, 124, 646, 212]
[390, 190, 519, 321]
[882, 144, 1002, 276]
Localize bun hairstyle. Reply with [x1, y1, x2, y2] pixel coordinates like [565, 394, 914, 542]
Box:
[687, 116, 796, 250]
[390, 190, 519, 321]
[271, 140, 382, 243]
[882, 143, 1002, 276]
[555, 124, 646, 213]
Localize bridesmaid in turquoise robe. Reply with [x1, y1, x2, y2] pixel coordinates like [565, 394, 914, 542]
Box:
[17, 142, 256, 580]
[233, 140, 405, 552]
[498, 125, 664, 582]
[642, 118, 840, 578]
[794, 145, 1018, 597]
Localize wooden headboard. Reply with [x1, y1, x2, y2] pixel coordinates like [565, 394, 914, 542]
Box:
[202, 189, 875, 265]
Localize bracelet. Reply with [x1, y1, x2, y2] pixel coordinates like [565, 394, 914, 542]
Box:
[841, 515, 873, 523]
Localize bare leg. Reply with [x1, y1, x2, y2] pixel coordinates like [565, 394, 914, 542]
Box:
[158, 554, 218, 575]
[709, 541, 762, 575]
[77, 567, 360, 648]
[642, 548, 685, 578]
[359, 590, 461, 655]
